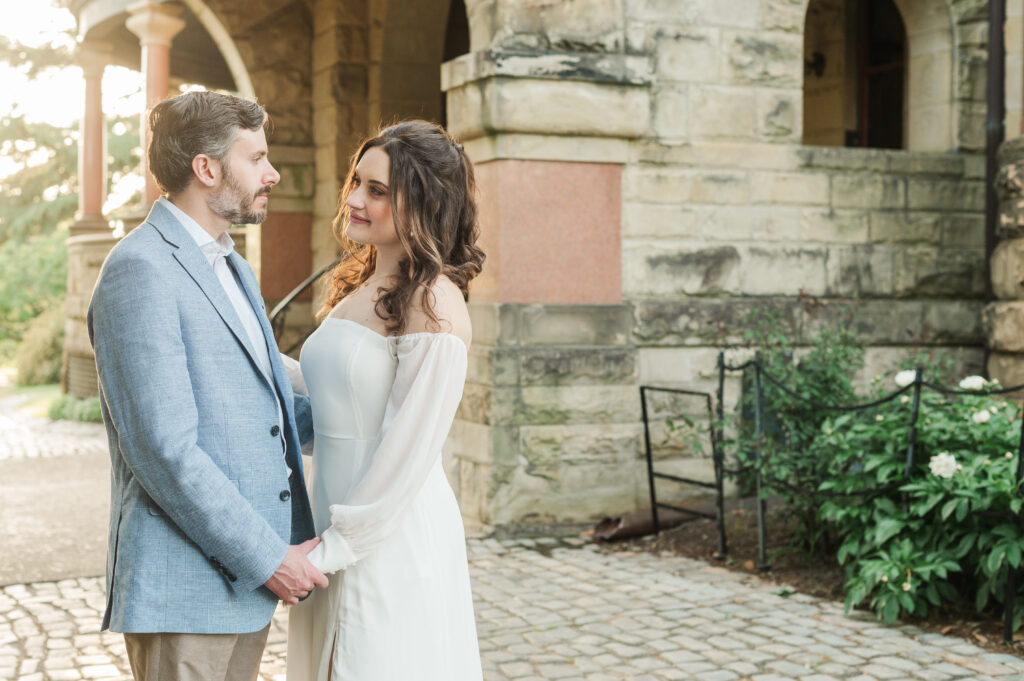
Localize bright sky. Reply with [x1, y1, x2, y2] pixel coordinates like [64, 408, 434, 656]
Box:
[0, 0, 144, 124]
[0, 0, 145, 211]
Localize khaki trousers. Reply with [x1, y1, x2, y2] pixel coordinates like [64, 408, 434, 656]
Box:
[124, 624, 271, 681]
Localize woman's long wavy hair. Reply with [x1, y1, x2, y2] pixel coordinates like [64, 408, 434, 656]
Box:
[319, 120, 485, 335]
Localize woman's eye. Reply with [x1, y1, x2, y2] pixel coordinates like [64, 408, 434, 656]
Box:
[370, 187, 385, 197]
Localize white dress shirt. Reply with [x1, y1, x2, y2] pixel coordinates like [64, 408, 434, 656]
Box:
[158, 197, 287, 458]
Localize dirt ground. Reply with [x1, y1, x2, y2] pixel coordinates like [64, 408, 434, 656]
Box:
[599, 504, 1024, 657]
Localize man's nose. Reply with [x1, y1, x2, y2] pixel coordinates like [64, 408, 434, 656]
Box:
[265, 164, 281, 186]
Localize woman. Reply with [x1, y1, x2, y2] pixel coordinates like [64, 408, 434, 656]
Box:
[285, 120, 485, 680]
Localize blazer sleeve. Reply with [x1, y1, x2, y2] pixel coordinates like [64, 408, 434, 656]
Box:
[306, 333, 467, 574]
[89, 254, 288, 592]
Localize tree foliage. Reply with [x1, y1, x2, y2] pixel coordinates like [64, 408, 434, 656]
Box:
[0, 33, 141, 349]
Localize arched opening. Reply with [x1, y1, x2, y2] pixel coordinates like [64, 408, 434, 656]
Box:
[802, 0, 907, 150]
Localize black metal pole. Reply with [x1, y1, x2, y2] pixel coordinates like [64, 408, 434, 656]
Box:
[1004, 407, 1024, 643]
[985, 0, 1006, 305]
[753, 352, 769, 571]
[714, 351, 728, 559]
[902, 368, 923, 514]
[640, 386, 660, 534]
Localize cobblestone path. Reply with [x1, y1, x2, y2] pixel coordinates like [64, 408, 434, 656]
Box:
[0, 383, 106, 462]
[3, 538, 1024, 681]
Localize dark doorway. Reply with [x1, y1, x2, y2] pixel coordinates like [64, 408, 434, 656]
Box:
[441, 0, 470, 128]
[850, 0, 906, 149]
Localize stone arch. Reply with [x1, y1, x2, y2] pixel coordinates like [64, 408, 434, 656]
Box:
[179, 0, 255, 98]
[892, 0, 954, 151]
[799, 0, 955, 152]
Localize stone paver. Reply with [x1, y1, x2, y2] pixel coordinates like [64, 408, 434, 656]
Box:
[3, 540, 1024, 681]
[3, 372, 1023, 680]
[0, 383, 106, 462]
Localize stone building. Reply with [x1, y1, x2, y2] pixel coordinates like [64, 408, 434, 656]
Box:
[63, 0, 1024, 531]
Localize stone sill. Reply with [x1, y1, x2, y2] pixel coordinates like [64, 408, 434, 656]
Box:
[796, 145, 984, 178]
[442, 48, 653, 91]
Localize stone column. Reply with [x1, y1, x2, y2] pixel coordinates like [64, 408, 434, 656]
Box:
[442, 47, 653, 530]
[126, 1, 186, 204]
[71, 41, 112, 236]
[988, 138, 1024, 384]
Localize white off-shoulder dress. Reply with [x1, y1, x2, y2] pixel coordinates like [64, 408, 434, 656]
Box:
[285, 318, 482, 681]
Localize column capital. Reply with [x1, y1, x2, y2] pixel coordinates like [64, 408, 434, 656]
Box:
[74, 41, 112, 79]
[126, 2, 186, 48]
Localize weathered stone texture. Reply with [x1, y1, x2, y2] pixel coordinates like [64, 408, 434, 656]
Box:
[988, 350, 1024, 391]
[207, 0, 313, 146]
[997, 138, 1024, 239]
[984, 302, 1024, 353]
[632, 298, 984, 348]
[991, 239, 1024, 300]
[725, 31, 802, 87]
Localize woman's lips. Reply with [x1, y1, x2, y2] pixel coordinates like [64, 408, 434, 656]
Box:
[350, 214, 370, 224]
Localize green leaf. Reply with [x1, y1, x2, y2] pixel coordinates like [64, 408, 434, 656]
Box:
[882, 596, 900, 623]
[940, 498, 959, 521]
[873, 519, 904, 546]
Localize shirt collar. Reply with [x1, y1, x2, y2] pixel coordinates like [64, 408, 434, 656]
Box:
[157, 196, 235, 266]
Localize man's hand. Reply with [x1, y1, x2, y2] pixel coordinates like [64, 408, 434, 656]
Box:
[264, 538, 329, 605]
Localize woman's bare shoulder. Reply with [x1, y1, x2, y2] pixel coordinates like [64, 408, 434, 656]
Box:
[405, 275, 471, 348]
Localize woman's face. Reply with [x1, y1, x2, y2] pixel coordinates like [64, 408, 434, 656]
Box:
[345, 146, 399, 250]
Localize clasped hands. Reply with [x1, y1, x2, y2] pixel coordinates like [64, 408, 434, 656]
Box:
[264, 537, 329, 605]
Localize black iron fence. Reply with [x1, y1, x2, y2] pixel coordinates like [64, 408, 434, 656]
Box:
[641, 349, 1024, 642]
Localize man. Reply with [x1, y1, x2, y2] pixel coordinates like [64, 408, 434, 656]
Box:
[88, 91, 327, 681]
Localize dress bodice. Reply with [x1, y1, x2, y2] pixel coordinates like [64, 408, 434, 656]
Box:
[288, 317, 481, 681]
[299, 318, 397, 441]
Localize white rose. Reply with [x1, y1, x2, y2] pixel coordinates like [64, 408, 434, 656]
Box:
[929, 452, 958, 479]
[895, 370, 917, 388]
[959, 375, 987, 391]
[900, 395, 910, 404]
[972, 410, 991, 424]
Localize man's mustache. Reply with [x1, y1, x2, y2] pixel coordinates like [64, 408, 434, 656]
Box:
[256, 186, 272, 197]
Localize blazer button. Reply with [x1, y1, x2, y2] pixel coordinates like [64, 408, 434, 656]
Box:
[270, 425, 281, 437]
[279, 490, 291, 501]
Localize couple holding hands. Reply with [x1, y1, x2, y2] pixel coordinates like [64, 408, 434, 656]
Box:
[88, 90, 484, 681]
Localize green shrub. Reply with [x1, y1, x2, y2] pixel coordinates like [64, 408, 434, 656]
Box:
[48, 394, 103, 422]
[0, 230, 68, 343]
[817, 377, 1024, 628]
[730, 304, 865, 555]
[15, 302, 64, 386]
[722, 301, 1024, 630]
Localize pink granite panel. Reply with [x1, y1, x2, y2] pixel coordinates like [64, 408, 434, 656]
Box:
[472, 159, 621, 304]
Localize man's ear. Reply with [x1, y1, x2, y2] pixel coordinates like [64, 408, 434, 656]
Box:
[192, 154, 220, 189]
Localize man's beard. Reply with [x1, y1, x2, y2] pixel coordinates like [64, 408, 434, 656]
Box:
[209, 164, 270, 224]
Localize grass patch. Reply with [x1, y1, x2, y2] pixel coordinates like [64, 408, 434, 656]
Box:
[48, 394, 103, 423]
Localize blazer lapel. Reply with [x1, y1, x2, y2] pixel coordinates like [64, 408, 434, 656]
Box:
[228, 251, 292, 407]
[148, 205, 263, 375]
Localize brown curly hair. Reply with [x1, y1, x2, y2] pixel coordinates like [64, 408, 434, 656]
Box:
[319, 120, 485, 334]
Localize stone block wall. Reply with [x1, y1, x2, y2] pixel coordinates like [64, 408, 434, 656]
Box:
[447, 303, 647, 528]
[440, 0, 996, 530]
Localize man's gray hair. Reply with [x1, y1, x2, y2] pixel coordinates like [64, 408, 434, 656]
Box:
[148, 91, 266, 195]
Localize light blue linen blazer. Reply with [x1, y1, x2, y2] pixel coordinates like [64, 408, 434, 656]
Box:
[88, 201, 316, 634]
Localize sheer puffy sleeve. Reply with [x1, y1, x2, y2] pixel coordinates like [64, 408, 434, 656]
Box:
[306, 332, 467, 574]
